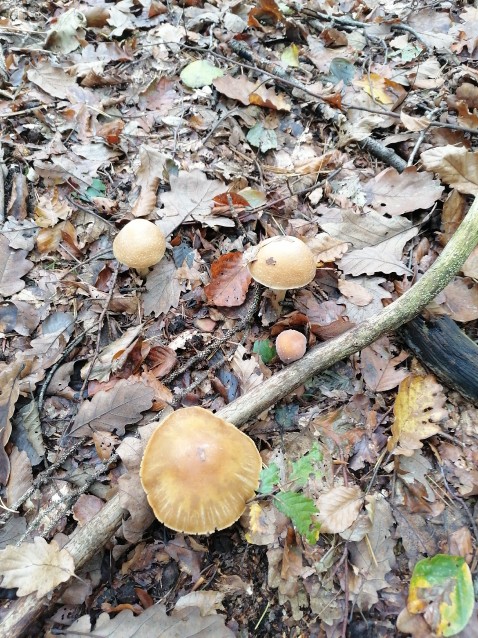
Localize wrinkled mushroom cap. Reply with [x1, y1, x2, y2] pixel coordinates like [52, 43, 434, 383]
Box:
[140, 407, 262, 534]
[113, 219, 166, 269]
[247, 236, 316, 290]
[276, 329, 307, 364]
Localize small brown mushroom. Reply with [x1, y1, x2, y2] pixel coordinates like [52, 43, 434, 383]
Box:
[246, 235, 316, 303]
[113, 219, 166, 270]
[275, 329, 307, 364]
[140, 406, 262, 535]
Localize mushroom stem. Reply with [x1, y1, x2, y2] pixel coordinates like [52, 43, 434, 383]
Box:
[271, 288, 287, 304]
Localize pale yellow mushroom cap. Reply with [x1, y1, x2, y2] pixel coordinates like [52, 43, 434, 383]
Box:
[113, 219, 166, 269]
[140, 407, 262, 535]
[247, 236, 316, 290]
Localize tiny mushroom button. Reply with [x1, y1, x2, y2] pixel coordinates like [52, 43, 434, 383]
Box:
[246, 235, 316, 302]
[113, 219, 166, 270]
[276, 329, 307, 364]
[140, 406, 262, 535]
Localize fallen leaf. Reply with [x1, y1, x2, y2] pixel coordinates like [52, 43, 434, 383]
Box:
[143, 258, 182, 317]
[249, 84, 291, 111]
[317, 486, 363, 533]
[70, 380, 154, 437]
[6, 447, 32, 506]
[180, 60, 224, 88]
[230, 345, 264, 394]
[363, 167, 443, 216]
[0, 537, 75, 598]
[131, 145, 168, 218]
[82, 326, 142, 383]
[421, 145, 478, 195]
[388, 374, 447, 456]
[0, 362, 23, 485]
[34, 189, 71, 228]
[305, 233, 349, 263]
[248, 0, 284, 28]
[359, 337, 409, 392]
[45, 8, 86, 54]
[72, 494, 104, 526]
[337, 278, 373, 306]
[66, 604, 235, 637]
[204, 252, 252, 307]
[159, 170, 230, 235]
[0, 235, 33, 297]
[338, 227, 418, 276]
[438, 277, 478, 322]
[213, 75, 260, 106]
[27, 61, 77, 99]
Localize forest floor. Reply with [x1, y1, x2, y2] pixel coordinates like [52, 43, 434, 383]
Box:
[1, 0, 478, 637]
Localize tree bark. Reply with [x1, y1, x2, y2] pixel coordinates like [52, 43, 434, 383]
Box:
[3, 196, 478, 637]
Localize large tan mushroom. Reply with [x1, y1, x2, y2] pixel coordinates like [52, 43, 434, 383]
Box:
[140, 407, 262, 535]
[113, 219, 166, 270]
[246, 235, 316, 302]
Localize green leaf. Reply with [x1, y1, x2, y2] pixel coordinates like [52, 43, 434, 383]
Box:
[180, 60, 224, 88]
[274, 491, 320, 544]
[259, 463, 280, 495]
[246, 124, 277, 153]
[253, 339, 276, 364]
[85, 178, 106, 200]
[281, 44, 299, 68]
[290, 443, 323, 487]
[408, 554, 474, 636]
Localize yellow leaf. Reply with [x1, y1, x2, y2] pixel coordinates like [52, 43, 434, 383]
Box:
[388, 374, 446, 456]
[354, 73, 405, 105]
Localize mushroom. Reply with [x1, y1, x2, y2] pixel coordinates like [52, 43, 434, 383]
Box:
[113, 219, 166, 271]
[275, 329, 307, 364]
[140, 406, 262, 535]
[246, 235, 316, 303]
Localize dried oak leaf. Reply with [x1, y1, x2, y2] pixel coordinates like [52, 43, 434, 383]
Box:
[212, 75, 260, 106]
[359, 337, 409, 392]
[159, 170, 229, 236]
[421, 145, 478, 195]
[66, 604, 234, 638]
[0, 234, 33, 297]
[248, 0, 284, 28]
[0, 362, 22, 485]
[70, 379, 154, 437]
[249, 84, 291, 112]
[363, 167, 443, 216]
[388, 374, 447, 456]
[0, 537, 75, 598]
[317, 486, 363, 534]
[204, 252, 252, 307]
[143, 258, 182, 317]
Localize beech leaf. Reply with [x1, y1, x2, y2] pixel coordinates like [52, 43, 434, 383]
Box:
[0, 235, 33, 297]
[421, 146, 478, 195]
[0, 537, 75, 598]
[143, 258, 182, 317]
[70, 380, 154, 437]
[388, 374, 447, 456]
[0, 362, 22, 485]
[204, 252, 252, 307]
[363, 167, 443, 216]
[317, 486, 364, 533]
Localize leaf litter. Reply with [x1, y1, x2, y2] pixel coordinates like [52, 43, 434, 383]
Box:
[1, 0, 478, 636]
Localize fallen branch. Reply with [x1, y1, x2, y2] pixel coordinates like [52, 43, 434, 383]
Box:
[4, 197, 478, 637]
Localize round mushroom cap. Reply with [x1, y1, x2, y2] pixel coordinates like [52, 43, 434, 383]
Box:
[247, 236, 316, 290]
[276, 329, 307, 364]
[113, 219, 166, 269]
[140, 407, 262, 535]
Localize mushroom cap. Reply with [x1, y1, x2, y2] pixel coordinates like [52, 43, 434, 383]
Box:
[113, 219, 166, 269]
[247, 236, 316, 290]
[140, 406, 262, 535]
[275, 329, 307, 364]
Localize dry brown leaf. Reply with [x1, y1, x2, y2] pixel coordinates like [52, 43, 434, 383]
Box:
[388, 374, 447, 456]
[131, 145, 167, 218]
[213, 75, 260, 105]
[359, 337, 409, 392]
[338, 276, 392, 323]
[363, 167, 443, 216]
[0, 537, 75, 598]
[305, 233, 348, 263]
[0, 235, 33, 297]
[27, 61, 77, 99]
[33, 189, 72, 226]
[159, 170, 229, 236]
[438, 277, 478, 322]
[318, 206, 414, 249]
[230, 345, 264, 394]
[204, 252, 252, 307]
[317, 486, 363, 533]
[0, 362, 23, 485]
[70, 380, 154, 437]
[421, 145, 478, 195]
[119, 471, 155, 543]
[337, 278, 373, 306]
[66, 604, 234, 638]
[83, 326, 142, 382]
[249, 84, 291, 111]
[45, 8, 86, 54]
[145, 345, 177, 378]
[400, 112, 431, 132]
[143, 258, 182, 317]
[338, 227, 418, 276]
[72, 494, 104, 526]
[6, 447, 32, 507]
